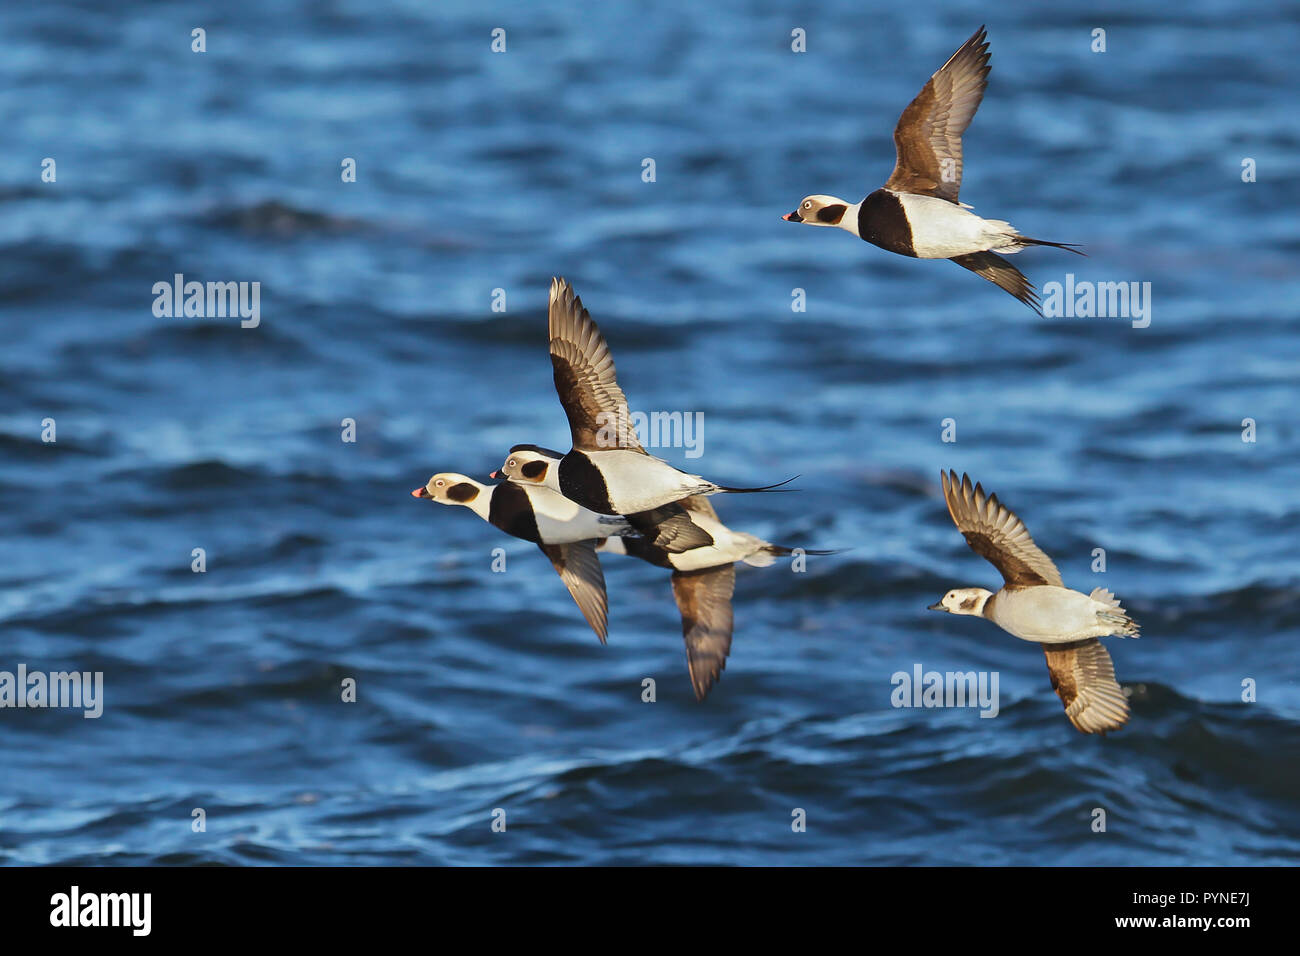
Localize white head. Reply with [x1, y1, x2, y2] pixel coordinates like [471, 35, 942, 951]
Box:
[492, 445, 563, 489]
[928, 587, 993, 617]
[411, 472, 488, 513]
[783, 194, 851, 228]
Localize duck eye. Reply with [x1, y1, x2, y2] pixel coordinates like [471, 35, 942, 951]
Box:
[435, 480, 444, 487]
[803, 200, 812, 209]
[508, 459, 516, 467]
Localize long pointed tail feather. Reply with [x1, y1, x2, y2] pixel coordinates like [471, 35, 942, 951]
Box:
[743, 543, 839, 568]
[762, 545, 839, 557]
[1016, 235, 1086, 256]
[716, 474, 800, 494]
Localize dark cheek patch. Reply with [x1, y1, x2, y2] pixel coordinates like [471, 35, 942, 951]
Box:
[521, 460, 548, 480]
[447, 482, 480, 503]
[816, 203, 847, 224]
[960, 597, 978, 611]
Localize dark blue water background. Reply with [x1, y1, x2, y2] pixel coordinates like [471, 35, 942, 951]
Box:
[1, 0, 1297, 864]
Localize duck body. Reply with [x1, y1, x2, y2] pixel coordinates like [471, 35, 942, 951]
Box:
[855, 189, 1021, 259]
[556, 448, 719, 517]
[497, 479, 633, 545]
[599, 508, 779, 572]
[986, 585, 1141, 645]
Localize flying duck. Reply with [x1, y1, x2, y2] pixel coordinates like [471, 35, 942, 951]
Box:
[782, 26, 1082, 314]
[598, 495, 832, 700]
[928, 471, 1137, 734]
[496, 278, 792, 552]
[412, 472, 631, 643]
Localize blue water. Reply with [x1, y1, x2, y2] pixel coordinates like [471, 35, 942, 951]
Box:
[2, 0, 1298, 865]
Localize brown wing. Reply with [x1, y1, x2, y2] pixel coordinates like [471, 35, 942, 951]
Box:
[884, 26, 991, 203]
[950, 252, 1041, 315]
[626, 503, 714, 553]
[1043, 639, 1130, 734]
[538, 540, 609, 644]
[670, 564, 735, 701]
[941, 470, 1063, 588]
[548, 277, 645, 453]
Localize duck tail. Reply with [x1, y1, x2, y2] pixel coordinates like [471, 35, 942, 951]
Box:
[1012, 234, 1087, 256]
[716, 474, 800, 494]
[747, 544, 839, 567]
[1091, 587, 1140, 638]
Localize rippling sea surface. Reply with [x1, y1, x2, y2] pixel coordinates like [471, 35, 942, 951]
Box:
[1, 0, 1298, 865]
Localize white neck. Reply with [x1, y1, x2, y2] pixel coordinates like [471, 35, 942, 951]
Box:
[459, 482, 493, 521]
[836, 200, 862, 238]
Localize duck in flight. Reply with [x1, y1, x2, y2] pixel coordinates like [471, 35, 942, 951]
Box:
[928, 471, 1137, 734]
[412, 472, 628, 643]
[782, 26, 1082, 314]
[495, 278, 793, 554]
[496, 446, 833, 700]
[599, 493, 834, 701]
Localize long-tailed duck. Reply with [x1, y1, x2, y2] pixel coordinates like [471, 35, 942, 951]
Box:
[598, 495, 831, 700]
[412, 472, 632, 643]
[782, 26, 1082, 314]
[928, 471, 1137, 734]
[496, 278, 792, 552]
